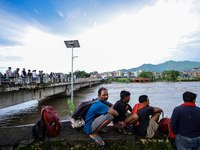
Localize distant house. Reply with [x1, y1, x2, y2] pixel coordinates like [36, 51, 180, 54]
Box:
[115, 70, 122, 76]
[189, 68, 200, 77]
[133, 70, 142, 77]
[180, 74, 189, 77]
[90, 71, 98, 79]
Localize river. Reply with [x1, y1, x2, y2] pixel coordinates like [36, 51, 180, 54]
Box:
[0, 82, 200, 127]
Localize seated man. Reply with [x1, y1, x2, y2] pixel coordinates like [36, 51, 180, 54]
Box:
[132, 95, 163, 138]
[113, 90, 139, 134]
[84, 87, 118, 147]
[171, 91, 200, 150]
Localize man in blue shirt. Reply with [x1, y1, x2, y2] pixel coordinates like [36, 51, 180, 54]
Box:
[171, 91, 200, 150]
[84, 87, 118, 146]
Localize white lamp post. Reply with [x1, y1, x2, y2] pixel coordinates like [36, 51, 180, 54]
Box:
[64, 40, 80, 103]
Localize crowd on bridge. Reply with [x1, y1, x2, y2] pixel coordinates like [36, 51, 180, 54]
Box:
[82, 87, 200, 149]
[0, 67, 69, 84]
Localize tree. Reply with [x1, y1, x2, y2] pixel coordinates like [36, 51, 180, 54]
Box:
[162, 70, 179, 81]
[138, 71, 153, 79]
[73, 70, 90, 78]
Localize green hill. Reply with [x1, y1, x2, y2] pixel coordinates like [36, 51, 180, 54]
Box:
[121, 60, 200, 73]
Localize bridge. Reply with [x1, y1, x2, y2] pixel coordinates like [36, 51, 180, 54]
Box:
[0, 78, 102, 109]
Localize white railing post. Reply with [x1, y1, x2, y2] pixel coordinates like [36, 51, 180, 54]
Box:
[37, 76, 40, 83]
[15, 75, 19, 84]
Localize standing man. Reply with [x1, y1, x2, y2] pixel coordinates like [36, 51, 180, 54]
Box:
[171, 91, 200, 150]
[6, 67, 13, 78]
[13, 68, 20, 77]
[21, 68, 27, 84]
[39, 70, 44, 83]
[32, 70, 37, 83]
[113, 90, 139, 134]
[132, 95, 163, 138]
[27, 69, 32, 83]
[6, 67, 14, 83]
[84, 87, 118, 146]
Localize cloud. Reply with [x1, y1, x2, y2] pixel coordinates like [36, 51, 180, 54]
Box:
[58, 11, 65, 17]
[34, 9, 40, 14]
[0, 0, 200, 74]
[74, 0, 200, 72]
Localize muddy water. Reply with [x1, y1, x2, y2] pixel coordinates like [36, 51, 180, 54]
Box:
[0, 82, 200, 127]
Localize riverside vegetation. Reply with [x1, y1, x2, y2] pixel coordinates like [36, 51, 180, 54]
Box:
[102, 70, 200, 83]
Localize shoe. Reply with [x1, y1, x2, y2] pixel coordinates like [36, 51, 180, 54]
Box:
[89, 135, 105, 146]
[99, 129, 106, 133]
[118, 129, 132, 135]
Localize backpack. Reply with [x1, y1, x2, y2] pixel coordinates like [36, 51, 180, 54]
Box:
[71, 99, 97, 131]
[41, 106, 62, 136]
[157, 118, 175, 138]
[32, 106, 62, 150]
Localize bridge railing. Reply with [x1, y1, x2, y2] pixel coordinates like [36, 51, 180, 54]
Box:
[0, 75, 101, 85]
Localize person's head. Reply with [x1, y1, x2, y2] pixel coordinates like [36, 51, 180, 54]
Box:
[8, 67, 11, 70]
[23, 68, 25, 71]
[139, 95, 149, 106]
[17, 68, 19, 71]
[183, 91, 197, 103]
[120, 90, 131, 103]
[98, 87, 108, 102]
[28, 70, 30, 72]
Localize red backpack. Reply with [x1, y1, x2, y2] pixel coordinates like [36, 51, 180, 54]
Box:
[41, 106, 62, 137]
[157, 118, 175, 138]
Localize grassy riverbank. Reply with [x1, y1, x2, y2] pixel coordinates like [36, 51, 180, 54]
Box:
[14, 136, 177, 150]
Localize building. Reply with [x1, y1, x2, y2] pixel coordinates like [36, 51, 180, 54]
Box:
[90, 71, 98, 79]
[188, 68, 200, 77]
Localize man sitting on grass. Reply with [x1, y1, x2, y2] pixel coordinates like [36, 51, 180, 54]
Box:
[113, 90, 139, 134]
[84, 87, 118, 147]
[132, 95, 163, 138]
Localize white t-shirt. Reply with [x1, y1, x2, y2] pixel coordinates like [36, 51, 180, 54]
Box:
[32, 72, 37, 78]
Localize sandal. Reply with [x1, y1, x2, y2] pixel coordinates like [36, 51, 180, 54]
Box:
[89, 135, 105, 146]
[118, 129, 132, 135]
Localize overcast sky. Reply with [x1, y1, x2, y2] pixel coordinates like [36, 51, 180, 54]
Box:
[0, 0, 200, 74]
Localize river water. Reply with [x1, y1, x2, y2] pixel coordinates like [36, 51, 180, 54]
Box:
[0, 82, 200, 127]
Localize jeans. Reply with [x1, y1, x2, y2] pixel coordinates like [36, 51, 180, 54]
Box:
[175, 134, 200, 150]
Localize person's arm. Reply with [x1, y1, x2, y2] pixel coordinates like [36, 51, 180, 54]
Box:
[171, 107, 179, 135]
[107, 108, 119, 117]
[152, 106, 163, 113]
[126, 104, 132, 112]
[6, 71, 10, 76]
[107, 102, 114, 108]
[10, 71, 13, 77]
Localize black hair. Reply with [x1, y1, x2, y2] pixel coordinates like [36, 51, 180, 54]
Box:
[98, 87, 108, 95]
[120, 90, 130, 100]
[139, 95, 148, 103]
[183, 91, 197, 102]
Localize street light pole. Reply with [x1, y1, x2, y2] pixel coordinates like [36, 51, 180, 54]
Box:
[64, 40, 80, 104]
[71, 45, 74, 103]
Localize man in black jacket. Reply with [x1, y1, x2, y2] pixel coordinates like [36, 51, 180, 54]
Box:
[113, 90, 139, 134]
